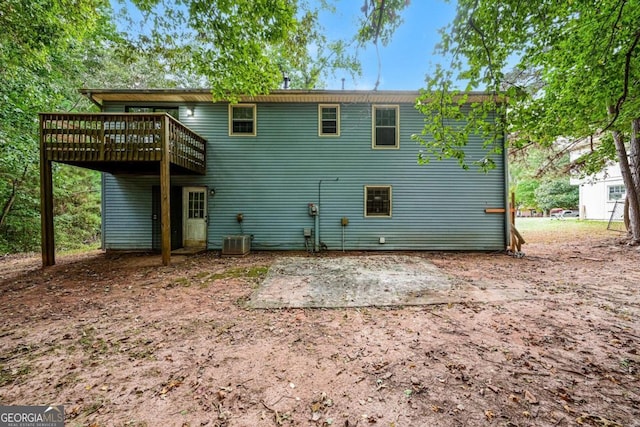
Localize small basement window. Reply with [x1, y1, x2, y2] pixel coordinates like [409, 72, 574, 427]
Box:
[319, 104, 340, 136]
[229, 104, 256, 136]
[364, 185, 392, 217]
[372, 105, 399, 149]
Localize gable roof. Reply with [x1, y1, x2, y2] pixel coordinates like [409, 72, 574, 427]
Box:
[80, 88, 502, 106]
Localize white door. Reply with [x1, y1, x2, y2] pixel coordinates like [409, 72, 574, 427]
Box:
[183, 187, 207, 248]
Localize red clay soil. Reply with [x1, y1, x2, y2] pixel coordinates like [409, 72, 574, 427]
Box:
[0, 227, 638, 426]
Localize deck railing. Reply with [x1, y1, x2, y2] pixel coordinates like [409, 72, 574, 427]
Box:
[40, 113, 206, 174]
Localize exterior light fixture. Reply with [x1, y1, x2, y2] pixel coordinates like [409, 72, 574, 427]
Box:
[185, 106, 194, 117]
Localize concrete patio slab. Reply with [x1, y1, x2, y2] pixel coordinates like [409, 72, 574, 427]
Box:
[248, 254, 531, 309]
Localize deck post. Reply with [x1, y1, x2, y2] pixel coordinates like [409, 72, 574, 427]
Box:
[40, 116, 55, 266]
[160, 115, 171, 265]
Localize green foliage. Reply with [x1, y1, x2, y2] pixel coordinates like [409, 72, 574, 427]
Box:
[509, 145, 574, 210]
[414, 0, 640, 171]
[275, 9, 362, 89]
[513, 180, 540, 210]
[113, 0, 363, 92]
[0, 168, 41, 254]
[570, 134, 618, 178]
[0, 0, 112, 254]
[414, 97, 504, 172]
[0, 166, 101, 254]
[534, 179, 579, 212]
[117, 0, 296, 96]
[52, 166, 102, 251]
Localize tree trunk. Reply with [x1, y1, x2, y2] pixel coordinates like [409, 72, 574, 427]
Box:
[0, 182, 18, 229]
[609, 107, 640, 244]
[628, 118, 640, 239]
[630, 118, 640, 194]
[0, 165, 28, 229]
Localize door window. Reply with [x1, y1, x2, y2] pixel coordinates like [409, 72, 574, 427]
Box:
[188, 191, 205, 219]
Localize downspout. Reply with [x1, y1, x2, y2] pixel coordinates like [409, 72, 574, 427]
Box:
[101, 173, 105, 250]
[503, 126, 510, 249]
[314, 211, 320, 252]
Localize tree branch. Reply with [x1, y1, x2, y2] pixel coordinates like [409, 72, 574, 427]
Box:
[535, 140, 580, 178]
[603, 29, 640, 131]
[373, 41, 381, 90]
[373, 0, 386, 45]
[363, 0, 387, 90]
[508, 140, 536, 157]
[604, 0, 627, 57]
[467, 10, 496, 85]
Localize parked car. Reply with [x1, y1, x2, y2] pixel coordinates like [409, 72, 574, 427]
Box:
[550, 208, 564, 218]
[550, 208, 579, 218]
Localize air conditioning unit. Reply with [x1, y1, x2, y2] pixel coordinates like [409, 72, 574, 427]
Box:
[222, 235, 251, 256]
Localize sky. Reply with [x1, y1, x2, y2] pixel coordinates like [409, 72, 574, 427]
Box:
[318, 1, 457, 91]
[112, 0, 458, 91]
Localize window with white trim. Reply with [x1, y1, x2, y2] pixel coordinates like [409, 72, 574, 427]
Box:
[372, 105, 399, 148]
[364, 185, 392, 217]
[319, 104, 340, 136]
[608, 184, 626, 201]
[229, 104, 256, 136]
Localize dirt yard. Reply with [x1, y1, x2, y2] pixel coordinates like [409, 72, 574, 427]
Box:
[0, 223, 639, 426]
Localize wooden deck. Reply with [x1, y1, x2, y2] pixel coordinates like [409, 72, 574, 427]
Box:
[39, 113, 206, 175]
[39, 112, 207, 267]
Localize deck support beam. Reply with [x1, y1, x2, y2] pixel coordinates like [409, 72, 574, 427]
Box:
[160, 116, 172, 266]
[40, 134, 55, 266]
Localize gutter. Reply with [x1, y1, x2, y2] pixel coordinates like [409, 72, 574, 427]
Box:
[80, 90, 103, 110]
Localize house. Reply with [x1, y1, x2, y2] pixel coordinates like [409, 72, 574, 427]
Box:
[40, 89, 510, 265]
[569, 145, 626, 221]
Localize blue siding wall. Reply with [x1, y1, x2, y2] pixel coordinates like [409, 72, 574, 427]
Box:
[102, 175, 155, 250]
[102, 100, 507, 251]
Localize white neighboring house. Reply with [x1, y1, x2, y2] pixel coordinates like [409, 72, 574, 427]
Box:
[570, 148, 627, 220]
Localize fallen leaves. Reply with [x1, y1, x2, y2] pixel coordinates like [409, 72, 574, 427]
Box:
[485, 409, 495, 420]
[524, 389, 538, 404]
[575, 414, 623, 427]
[159, 377, 183, 395]
[486, 384, 500, 393]
[309, 392, 333, 425]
